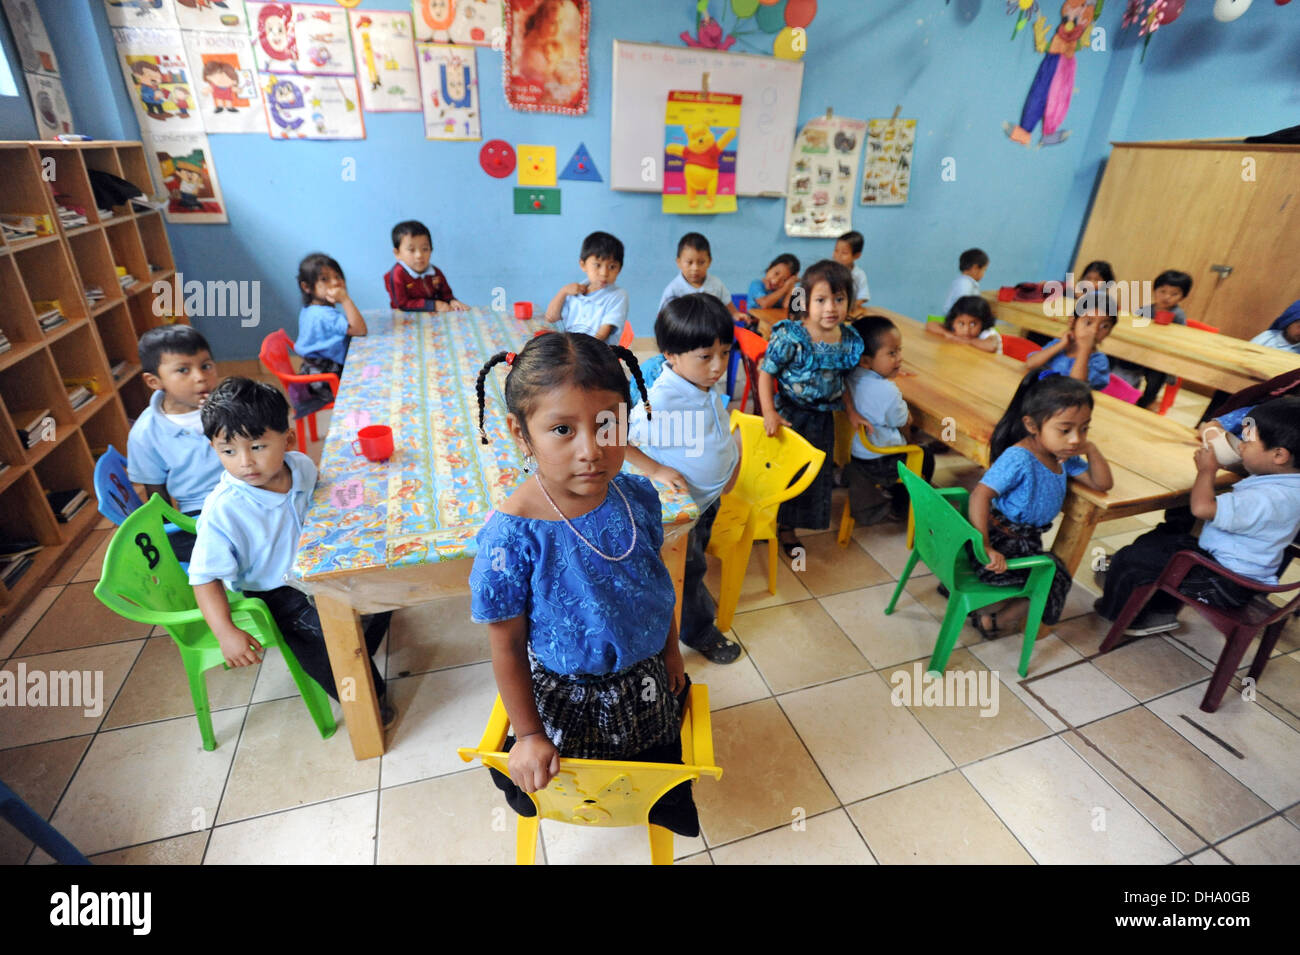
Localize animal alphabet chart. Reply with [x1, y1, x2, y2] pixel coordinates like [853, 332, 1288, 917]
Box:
[861, 117, 916, 207]
[784, 114, 866, 237]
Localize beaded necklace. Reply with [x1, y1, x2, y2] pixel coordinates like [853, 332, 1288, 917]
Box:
[534, 474, 636, 562]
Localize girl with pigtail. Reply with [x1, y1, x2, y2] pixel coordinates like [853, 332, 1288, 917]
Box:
[468, 331, 700, 835]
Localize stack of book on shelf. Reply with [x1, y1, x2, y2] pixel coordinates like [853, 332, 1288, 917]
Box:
[0, 328, 10, 355]
[33, 300, 67, 333]
[0, 539, 42, 589]
[51, 192, 88, 229]
[110, 359, 129, 380]
[63, 375, 99, 411]
[84, 285, 105, 307]
[45, 487, 89, 524]
[0, 212, 55, 242]
[98, 207, 116, 220]
[15, 407, 52, 448]
[115, 265, 135, 291]
[130, 194, 167, 212]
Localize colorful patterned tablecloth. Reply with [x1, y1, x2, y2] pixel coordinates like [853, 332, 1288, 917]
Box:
[293, 308, 697, 582]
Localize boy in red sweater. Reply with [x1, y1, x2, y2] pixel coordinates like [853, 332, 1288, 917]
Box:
[384, 220, 468, 311]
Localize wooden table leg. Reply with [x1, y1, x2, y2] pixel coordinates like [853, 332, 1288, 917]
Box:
[1052, 493, 1103, 578]
[315, 592, 385, 760]
[661, 533, 689, 633]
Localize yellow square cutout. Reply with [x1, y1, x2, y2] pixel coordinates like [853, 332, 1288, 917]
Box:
[516, 145, 556, 186]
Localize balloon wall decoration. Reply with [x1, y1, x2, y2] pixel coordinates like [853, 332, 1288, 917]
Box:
[679, 0, 818, 60]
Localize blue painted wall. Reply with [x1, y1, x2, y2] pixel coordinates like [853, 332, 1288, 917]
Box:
[3, 1, 1295, 359]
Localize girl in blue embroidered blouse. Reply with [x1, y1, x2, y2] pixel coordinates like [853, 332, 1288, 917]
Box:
[757, 260, 867, 554]
[468, 332, 700, 835]
[967, 372, 1113, 638]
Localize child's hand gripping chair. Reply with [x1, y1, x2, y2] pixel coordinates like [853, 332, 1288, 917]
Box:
[458, 685, 723, 865]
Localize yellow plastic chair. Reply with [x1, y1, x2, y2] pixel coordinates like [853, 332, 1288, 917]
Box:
[837, 425, 927, 550]
[706, 411, 826, 630]
[457, 684, 722, 865]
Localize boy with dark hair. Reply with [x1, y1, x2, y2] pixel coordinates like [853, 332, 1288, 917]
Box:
[659, 232, 743, 321]
[748, 253, 800, 311]
[944, 248, 989, 311]
[1095, 396, 1300, 635]
[845, 316, 935, 525]
[1112, 269, 1194, 408]
[543, 230, 628, 341]
[126, 325, 223, 560]
[189, 377, 395, 724]
[833, 231, 870, 313]
[626, 293, 742, 664]
[384, 219, 466, 312]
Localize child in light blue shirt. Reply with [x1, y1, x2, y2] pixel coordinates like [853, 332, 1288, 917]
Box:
[1025, 292, 1117, 390]
[189, 377, 393, 723]
[658, 232, 742, 321]
[543, 231, 628, 341]
[833, 231, 870, 314]
[293, 252, 368, 409]
[747, 253, 800, 311]
[1250, 301, 1300, 355]
[844, 316, 934, 525]
[943, 248, 988, 311]
[626, 294, 742, 665]
[126, 325, 223, 561]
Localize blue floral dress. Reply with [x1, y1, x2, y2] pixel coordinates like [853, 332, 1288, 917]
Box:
[758, 320, 864, 530]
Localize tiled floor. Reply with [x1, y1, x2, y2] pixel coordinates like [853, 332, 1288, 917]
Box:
[2, 383, 1299, 865]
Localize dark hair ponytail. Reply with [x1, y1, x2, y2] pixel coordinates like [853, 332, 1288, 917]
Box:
[475, 333, 652, 447]
[990, 372, 1093, 463]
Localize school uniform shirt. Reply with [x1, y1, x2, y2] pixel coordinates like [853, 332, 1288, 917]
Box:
[294, 303, 349, 366]
[627, 364, 739, 511]
[658, 272, 731, 313]
[1251, 328, 1300, 355]
[846, 367, 907, 459]
[385, 261, 456, 311]
[126, 390, 224, 513]
[851, 265, 870, 303]
[187, 451, 317, 594]
[979, 446, 1089, 527]
[943, 274, 980, 311]
[1034, 337, 1110, 390]
[561, 284, 629, 338]
[747, 278, 774, 311]
[1198, 472, 1300, 585]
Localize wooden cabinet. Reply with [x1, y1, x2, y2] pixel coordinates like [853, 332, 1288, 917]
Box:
[0, 140, 183, 631]
[1074, 141, 1300, 341]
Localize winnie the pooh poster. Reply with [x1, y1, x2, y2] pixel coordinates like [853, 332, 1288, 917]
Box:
[663, 90, 741, 215]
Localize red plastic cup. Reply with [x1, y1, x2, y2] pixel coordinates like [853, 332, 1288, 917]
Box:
[1153, 310, 1175, 325]
[514, 301, 533, 319]
[352, 424, 394, 462]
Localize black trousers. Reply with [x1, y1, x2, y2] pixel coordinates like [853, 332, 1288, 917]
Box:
[244, 585, 391, 701]
[846, 449, 936, 526]
[167, 509, 203, 563]
[680, 499, 720, 646]
[1095, 529, 1252, 621]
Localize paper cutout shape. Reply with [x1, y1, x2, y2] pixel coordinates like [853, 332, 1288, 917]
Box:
[516, 144, 556, 185]
[513, 187, 560, 215]
[558, 141, 601, 182]
[480, 139, 516, 178]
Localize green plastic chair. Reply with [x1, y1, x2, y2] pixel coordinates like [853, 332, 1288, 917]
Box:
[884, 465, 1057, 678]
[93, 494, 336, 751]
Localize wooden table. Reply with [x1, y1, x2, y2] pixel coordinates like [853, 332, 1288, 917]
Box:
[291, 309, 698, 760]
[750, 307, 1235, 577]
[984, 292, 1300, 394]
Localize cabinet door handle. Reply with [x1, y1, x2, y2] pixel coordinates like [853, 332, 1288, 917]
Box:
[1210, 264, 1234, 277]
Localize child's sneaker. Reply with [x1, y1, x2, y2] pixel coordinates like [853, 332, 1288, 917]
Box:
[1123, 611, 1179, 636]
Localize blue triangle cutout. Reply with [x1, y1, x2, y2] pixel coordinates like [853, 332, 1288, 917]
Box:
[559, 142, 602, 182]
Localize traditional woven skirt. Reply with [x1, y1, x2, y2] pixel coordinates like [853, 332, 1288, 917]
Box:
[775, 398, 835, 531]
[489, 650, 700, 836]
[972, 509, 1072, 625]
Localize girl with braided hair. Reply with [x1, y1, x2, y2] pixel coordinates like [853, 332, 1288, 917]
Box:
[468, 331, 700, 836]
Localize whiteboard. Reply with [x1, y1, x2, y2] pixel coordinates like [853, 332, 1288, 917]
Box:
[610, 40, 804, 198]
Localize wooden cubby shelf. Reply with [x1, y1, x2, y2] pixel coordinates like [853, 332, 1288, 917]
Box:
[0, 140, 182, 630]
